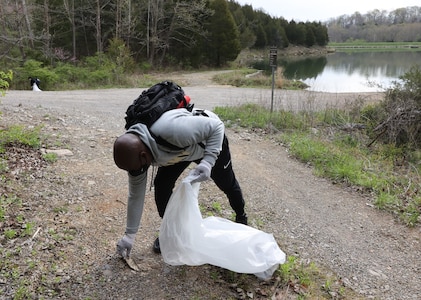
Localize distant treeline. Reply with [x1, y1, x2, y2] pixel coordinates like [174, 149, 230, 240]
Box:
[326, 6, 421, 42]
[228, 2, 329, 49]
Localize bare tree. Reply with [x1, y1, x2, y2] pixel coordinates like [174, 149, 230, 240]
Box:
[95, 0, 103, 53]
[327, 6, 421, 42]
[115, 0, 121, 38]
[148, 0, 162, 64]
[43, 0, 50, 54]
[63, 0, 76, 59]
[13, 1, 30, 60]
[146, 0, 212, 65]
[21, 0, 35, 48]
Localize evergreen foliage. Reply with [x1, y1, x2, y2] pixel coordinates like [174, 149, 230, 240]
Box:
[206, 0, 241, 66]
[0, 0, 330, 78]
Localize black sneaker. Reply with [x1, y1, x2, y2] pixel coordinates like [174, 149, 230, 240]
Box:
[153, 237, 161, 254]
[235, 213, 248, 225]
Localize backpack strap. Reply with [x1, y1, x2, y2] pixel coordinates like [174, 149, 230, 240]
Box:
[193, 109, 209, 117]
[150, 109, 209, 150]
[149, 130, 187, 151]
[192, 109, 208, 149]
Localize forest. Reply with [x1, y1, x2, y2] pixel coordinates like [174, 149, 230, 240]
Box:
[2, 1, 420, 90]
[1, 0, 328, 71]
[327, 6, 421, 42]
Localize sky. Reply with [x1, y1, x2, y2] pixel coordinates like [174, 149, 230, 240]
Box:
[233, 0, 421, 22]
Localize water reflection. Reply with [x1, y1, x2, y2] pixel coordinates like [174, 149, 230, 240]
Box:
[279, 51, 421, 93]
[280, 56, 327, 79]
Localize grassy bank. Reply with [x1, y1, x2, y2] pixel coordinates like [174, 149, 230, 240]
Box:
[214, 65, 421, 227]
[328, 41, 421, 52]
[212, 68, 308, 90]
[214, 103, 421, 227]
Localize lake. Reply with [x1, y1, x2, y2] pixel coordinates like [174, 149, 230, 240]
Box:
[279, 50, 421, 93]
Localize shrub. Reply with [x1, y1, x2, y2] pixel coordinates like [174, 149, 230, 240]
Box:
[13, 60, 58, 90]
[81, 53, 130, 86]
[54, 62, 89, 85]
[370, 65, 421, 148]
[0, 70, 13, 96]
[106, 38, 136, 73]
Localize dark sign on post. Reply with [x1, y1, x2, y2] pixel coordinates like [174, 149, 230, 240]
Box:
[269, 47, 277, 113]
[269, 47, 277, 67]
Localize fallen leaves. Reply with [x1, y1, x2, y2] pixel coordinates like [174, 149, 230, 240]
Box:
[123, 256, 140, 272]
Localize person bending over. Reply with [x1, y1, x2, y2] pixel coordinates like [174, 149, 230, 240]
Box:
[113, 108, 247, 257]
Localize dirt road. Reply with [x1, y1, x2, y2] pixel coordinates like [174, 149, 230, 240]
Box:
[4, 82, 382, 114]
[1, 73, 420, 299]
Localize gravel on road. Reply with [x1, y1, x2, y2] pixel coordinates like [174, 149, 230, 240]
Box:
[1, 73, 419, 299]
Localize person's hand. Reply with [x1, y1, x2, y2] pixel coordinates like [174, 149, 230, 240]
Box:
[116, 233, 135, 258]
[189, 160, 211, 183]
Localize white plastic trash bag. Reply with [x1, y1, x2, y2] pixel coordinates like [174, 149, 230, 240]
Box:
[159, 175, 286, 279]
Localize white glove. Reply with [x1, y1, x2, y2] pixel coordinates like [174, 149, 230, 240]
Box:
[189, 160, 212, 184]
[116, 233, 135, 258]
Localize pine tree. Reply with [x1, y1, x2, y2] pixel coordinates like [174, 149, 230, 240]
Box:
[206, 0, 241, 66]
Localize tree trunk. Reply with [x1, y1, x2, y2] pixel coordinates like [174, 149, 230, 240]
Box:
[115, 0, 121, 39]
[21, 0, 35, 48]
[72, 0, 76, 59]
[14, 1, 27, 60]
[43, 0, 52, 64]
[148, 0, 162, 65]
[126, 0, 131, 45]
[63, 0, 76, 59]
[96, 0, 102, 53]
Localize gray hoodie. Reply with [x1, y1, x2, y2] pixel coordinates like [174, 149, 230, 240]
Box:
[123, 108, 225, 234]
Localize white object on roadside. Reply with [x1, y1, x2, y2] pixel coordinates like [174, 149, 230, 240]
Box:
[160, 175, 286, 280]
[32, 83, 42, 92]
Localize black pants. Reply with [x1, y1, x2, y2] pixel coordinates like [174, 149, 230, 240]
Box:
[154, 136, 245, 218]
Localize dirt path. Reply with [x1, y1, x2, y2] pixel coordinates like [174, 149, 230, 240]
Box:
[1, 72, 420, 299]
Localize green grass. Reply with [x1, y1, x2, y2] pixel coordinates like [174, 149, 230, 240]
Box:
[0, 124, 53, 244]
[274, 255, 362, 299]
[328, 41, 421, 52]
[329, 41, 421, 48]
[281, 132, 394, 190]
[215, 103, 421, 227]
[212, 68, 309, 90]
[0, 195, 34, 241]
[212, 69, 263, 87]
[215, 104, 309, 130]
[0, 125, 43, 153]
[42, 152, 58, 163]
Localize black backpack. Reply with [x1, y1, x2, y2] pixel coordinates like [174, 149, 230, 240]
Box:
[124, 81, 192, 130]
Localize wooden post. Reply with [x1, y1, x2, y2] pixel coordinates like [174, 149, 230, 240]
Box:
[269, 47, 277, 113]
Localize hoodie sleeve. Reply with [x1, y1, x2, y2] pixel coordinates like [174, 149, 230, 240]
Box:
[125, 171, 148, 235]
